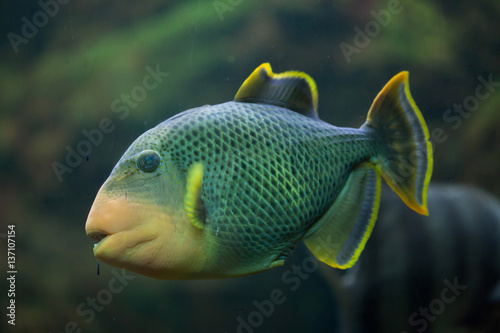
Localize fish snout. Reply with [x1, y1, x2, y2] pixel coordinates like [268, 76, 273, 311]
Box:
[85, 192, 140, 245]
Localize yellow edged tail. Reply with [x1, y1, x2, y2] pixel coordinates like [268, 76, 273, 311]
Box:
[304, 71, 432, 270]
[362, 72, 433, 215]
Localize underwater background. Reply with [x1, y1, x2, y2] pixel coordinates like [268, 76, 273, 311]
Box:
[1, 0, 499, 332]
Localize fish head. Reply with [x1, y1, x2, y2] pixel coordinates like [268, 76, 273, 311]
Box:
[85, 127, 207, 279]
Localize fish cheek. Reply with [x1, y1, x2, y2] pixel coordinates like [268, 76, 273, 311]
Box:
[155, 207, 207, 273]
[123, 208, 177, 269]
[126, 204, 206, 277]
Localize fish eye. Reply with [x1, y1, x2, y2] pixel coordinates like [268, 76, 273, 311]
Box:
[136, 150, 161, 173]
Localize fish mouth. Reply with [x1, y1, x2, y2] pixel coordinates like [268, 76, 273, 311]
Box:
[87, 230, 110, 249]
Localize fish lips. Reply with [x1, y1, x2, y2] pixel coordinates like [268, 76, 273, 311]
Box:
[85, 206, 113, 251]
[87, 229, 110, 251]
[84, 191, 141, 251]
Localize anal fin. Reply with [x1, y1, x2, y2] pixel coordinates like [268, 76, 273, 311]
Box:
[304, 163, 381, 269]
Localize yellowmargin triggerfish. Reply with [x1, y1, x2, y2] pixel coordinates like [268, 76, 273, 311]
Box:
[85, 63, 433, 279]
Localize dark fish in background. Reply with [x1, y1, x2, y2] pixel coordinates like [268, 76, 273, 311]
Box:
[320, 184, 500, 333]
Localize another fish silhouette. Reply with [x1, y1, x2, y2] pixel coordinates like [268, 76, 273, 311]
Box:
[320, 184, 500, 333]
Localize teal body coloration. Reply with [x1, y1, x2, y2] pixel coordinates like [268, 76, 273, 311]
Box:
[85, 63, 433, 279]
[152, 102, 374, 272]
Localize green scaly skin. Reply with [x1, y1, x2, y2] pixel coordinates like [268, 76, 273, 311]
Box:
[108, 101, 378, 277]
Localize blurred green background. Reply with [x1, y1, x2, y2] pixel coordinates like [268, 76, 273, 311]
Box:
[1, 0, 499, 332]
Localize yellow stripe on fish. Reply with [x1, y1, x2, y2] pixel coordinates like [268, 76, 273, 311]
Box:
[184, 163, 205, 230]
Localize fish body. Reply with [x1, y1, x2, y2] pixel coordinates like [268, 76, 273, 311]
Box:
[85, 63, 433, 279]
[116, 102, 371, 274]
[320, 184, 500, 333]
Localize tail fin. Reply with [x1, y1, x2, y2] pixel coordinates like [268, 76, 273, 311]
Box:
[362, 72, 433, 215]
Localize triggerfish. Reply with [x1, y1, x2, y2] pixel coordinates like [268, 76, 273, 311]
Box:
[85, 63, 433, 279]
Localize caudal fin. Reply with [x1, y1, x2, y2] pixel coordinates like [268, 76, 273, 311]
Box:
[362, 72, 433, 215]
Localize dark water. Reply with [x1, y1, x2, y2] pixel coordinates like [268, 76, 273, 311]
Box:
[1, 1, 499, 332]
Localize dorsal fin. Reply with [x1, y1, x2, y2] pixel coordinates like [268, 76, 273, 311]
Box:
[234, 63, 319, 118]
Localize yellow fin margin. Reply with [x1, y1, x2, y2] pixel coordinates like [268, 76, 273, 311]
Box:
[367, 72, 433, 216]
[234, 63, 319, 118]
[304, 163, 382, 269]
[401, 72, 433, 216]
[335, 169, 381, 269]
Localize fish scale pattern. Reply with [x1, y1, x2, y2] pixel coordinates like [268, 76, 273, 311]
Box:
[159, 101, 375, 269]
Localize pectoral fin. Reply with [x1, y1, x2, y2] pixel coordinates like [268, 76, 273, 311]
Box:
[184, 163, 206, 229]
[304, 163, 381, 269]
